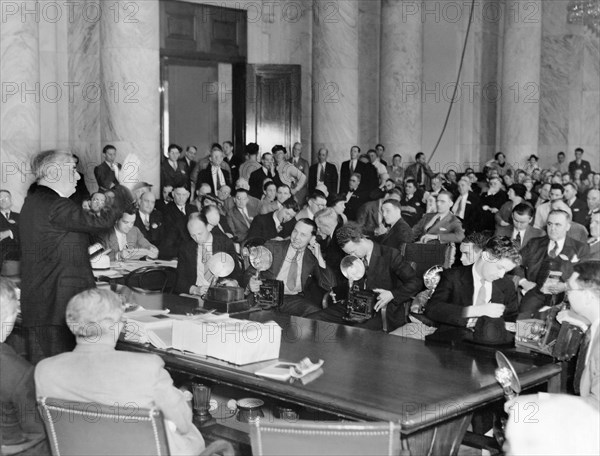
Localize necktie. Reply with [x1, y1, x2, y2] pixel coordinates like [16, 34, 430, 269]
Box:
[515, 231, 522, 247]
[286, 249, 300, 291]
[143, 214, 150, 230]
[203, 245, 213, 283]
[574, 329, 592, 395]
[359, 256, 369, 289]
[417, 165, 423, 185]
[213, 167, 222, 190]
[241, 208, 251, 227]
[350, 161, 355, 173]
[319, 165, 325, 182]
[475, 278, 487, 306]
[549, 241, 559, 258]
[2, 212, 9, 220]
[179, 206, 186, 215]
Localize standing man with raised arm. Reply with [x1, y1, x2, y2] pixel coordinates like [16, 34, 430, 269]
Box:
[20, 150, 119, 363]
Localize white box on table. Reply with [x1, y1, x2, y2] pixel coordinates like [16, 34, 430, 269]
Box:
[172, 319, 281, 365]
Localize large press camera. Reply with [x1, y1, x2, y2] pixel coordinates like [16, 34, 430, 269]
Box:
[331, 256, 377, 324]
[248, 246, 284, 309]
[516, 305, 585, 360]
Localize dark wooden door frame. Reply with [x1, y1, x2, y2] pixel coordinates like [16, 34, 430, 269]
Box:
[245, 64, 301, 152]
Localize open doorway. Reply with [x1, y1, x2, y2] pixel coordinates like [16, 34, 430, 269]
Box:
[162, 59, 232, 155]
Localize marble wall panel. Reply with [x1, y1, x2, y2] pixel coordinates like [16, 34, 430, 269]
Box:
[98, 0, 160, 192]
[380, 0, 422, 159]
[582, 92, 600, 150]
[583, 37, 600, 91]
[312, 0, 359, 167]
[542, 0, 572, 37]
[67, 1, 101, 190]
[500, 0, 542, 164]
[0, 1, 40, 208]
[99, 0, 159, 51]
[357, 0, 380, 151]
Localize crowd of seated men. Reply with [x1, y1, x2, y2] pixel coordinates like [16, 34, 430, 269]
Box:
[2, 144, 599, 321]
[1, 143, 599, 454]
[73, 144, 598, 328]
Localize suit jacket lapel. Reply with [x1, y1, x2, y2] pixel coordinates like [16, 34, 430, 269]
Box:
[562, 237, 579, 259]
[461, 265, 475, 305]
[366, 243, 381, 285]
[491, 280, 505, 304]
[523, 226, 533, 246]
[301, 249, 314, 288]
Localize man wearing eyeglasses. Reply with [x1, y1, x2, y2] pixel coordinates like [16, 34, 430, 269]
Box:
[557, 262, 600, 404]
[296, 191, 327, 221]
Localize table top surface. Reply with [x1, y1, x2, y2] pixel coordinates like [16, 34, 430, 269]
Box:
[120, 296, 561, 433]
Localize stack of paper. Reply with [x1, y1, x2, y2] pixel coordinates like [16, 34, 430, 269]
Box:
[125, 310, 230, 350]
[172, 318, 282, 365]
[123, 310, 172, 345]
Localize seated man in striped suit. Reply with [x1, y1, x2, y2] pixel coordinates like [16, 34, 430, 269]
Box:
[413, 191, 465, 244]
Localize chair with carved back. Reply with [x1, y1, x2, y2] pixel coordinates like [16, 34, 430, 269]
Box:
[37, 397, 233, 456]
[249, 420, 402, 456]
[398, 242, 455, 278]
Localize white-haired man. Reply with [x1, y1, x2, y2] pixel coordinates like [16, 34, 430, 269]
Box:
[35, 288, 205, 455]
[20, 150, 119, 363]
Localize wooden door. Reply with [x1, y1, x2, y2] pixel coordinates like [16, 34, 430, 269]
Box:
[246, 65, 301, 152]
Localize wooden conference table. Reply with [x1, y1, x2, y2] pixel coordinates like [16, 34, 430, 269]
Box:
[119, 294, 561, 455]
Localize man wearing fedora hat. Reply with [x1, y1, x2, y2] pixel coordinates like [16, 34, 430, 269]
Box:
[425, 236, 521, 329]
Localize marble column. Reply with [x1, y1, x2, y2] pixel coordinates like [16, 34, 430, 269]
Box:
[68, 0, 101, 194]
[499, 0, 542, 165]
[0, 0, 40, 209]
[379, 0, 423, 160]
[100, 0, 160, 192]
[312, 0, 359, 169]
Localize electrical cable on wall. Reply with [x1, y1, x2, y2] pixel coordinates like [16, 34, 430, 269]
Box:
[428, 0, 477, 165]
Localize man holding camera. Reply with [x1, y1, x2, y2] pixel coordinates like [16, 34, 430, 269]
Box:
[504, 262, 600, 455]
[315, 222, 421, 331]
[246, 218, 334, 317]
[516, 209, 589, 319]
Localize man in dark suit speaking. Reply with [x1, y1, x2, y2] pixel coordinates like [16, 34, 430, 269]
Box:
[20, 150, 119, 363]
[425, 236, 521, 328]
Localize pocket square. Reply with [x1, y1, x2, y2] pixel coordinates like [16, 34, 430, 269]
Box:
[439, 228, 447, 231]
